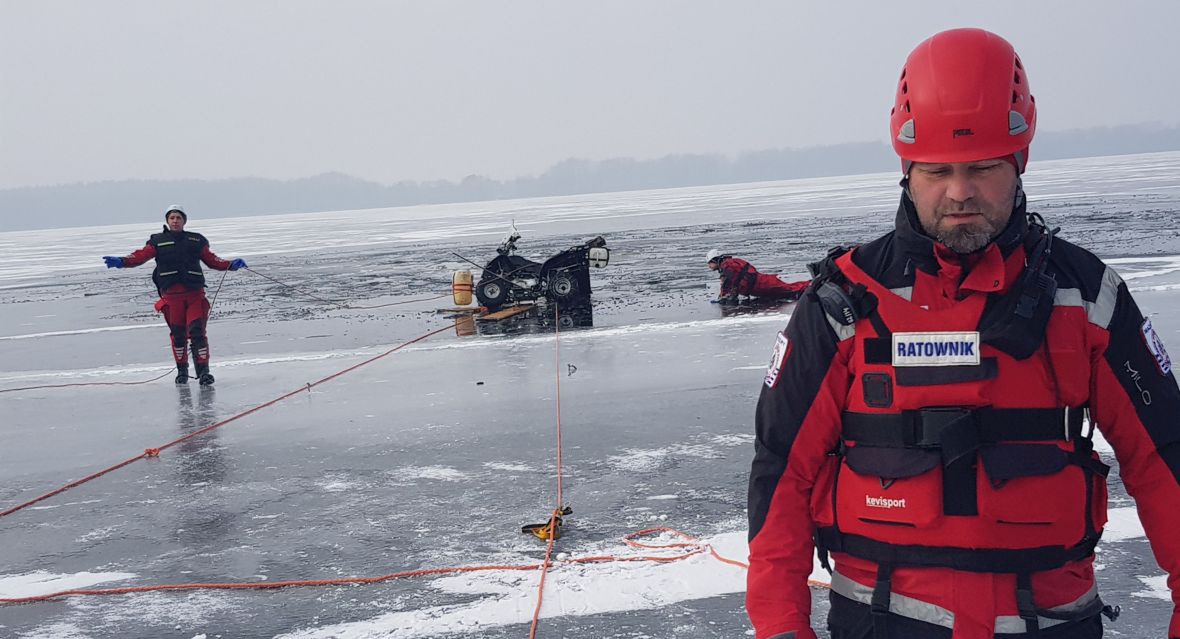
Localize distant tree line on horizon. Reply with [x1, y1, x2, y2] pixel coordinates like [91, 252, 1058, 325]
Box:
[2, 123, 1179, 231]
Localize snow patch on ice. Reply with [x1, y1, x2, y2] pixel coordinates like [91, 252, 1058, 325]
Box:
[1132, 574, 1171, 600]
[69, 590, 239, 631]
[29, 498, 104, 511]
[14, 623, 94, 639]
[1100, 507, 1146, 542]
[385, 466, 467, 483]
[1131, 283, 1180, 292]
[1106, 255, 1180, 281]
[0, 570, 136, 598]
[0, 348, 367, 385]
[317, 475, 362, 493]
[484, 462, 534, 472]
[1091, 425, 1112, 455]
[74, 526, 120, 544]
[0, 313, 792, 385]
[607, 442, 724, 472]
[0, 323, 158, 341]
[274, 530, 743, 639]
[274, 529, 827, 639]
[711, 433, 751, 447]
[417, 312, 793, 354]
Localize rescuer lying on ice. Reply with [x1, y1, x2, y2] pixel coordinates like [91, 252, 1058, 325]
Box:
[102, 205, 246, 386]
[706, 249, 808, 304]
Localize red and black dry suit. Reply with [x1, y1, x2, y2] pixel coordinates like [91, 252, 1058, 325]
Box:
[717, 257, 808, 301]
[747, 194, 1180, 639]
[121, 228, 232, 367]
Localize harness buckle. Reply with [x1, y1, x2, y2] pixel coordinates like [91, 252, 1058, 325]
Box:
[910, 407, 975, 447]
[1063, 406, 1091, 442]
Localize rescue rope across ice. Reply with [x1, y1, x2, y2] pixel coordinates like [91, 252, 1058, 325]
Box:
[528, 304, 568, 638]
[206, 267, 230, 312]
[449, 251, 534, 289]
[0, 323, 454, 519]
[0, 305, 832, 619]
[518, 306, 827, 636]
[243, 266, 448, 310]
[0, 371, 175, 394]
[0, 526, 824, 606]
[1, 307, 829, 611]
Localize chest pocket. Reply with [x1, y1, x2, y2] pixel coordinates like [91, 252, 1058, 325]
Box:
[838, 444, 943, 527]
[837, 407, 1097, 530]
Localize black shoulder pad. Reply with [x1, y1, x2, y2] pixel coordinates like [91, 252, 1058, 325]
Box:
[807, 245, 856, 281]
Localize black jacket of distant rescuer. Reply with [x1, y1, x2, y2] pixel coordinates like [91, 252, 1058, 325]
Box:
[123, 228, 232, 295]
[746, 193, 1180, 639]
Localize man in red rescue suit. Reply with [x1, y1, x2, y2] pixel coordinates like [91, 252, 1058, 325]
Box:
[708, 249, 809, 303]
[102, 206, 247, 386]
[747, 29, 1180, 639]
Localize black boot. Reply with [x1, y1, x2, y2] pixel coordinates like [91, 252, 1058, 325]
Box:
[196, 362, 215, 386]
[175, 364, 189, 384]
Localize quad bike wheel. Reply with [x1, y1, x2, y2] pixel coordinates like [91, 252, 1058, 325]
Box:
[476, 278, 510, 309]
[548, 272, 580, 301]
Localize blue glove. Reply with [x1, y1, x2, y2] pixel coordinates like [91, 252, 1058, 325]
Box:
[103, 256, 124, 269]
[229, 258, 247, 271]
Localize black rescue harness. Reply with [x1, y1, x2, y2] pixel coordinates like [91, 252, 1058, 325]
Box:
[149, 228, 209, 295]
[720, 257, 758, 298]
[805, 215, 1120, 636]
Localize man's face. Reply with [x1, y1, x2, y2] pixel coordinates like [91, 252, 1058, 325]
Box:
[166, 212, 186, 232]
[907, 158, 1019, 254]
[708, 260, 719, 271]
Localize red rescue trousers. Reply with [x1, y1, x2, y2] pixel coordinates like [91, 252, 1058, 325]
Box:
[750, 274, 808, 300]
[154, 287, 212, 366]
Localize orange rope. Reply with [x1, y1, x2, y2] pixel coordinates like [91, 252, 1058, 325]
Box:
[0, 324, 454, 518]
[0, 564, 539, 605]
[553, 306, 565, 512]
[615, 528, 827, 587]
[0, 526, 828, 606]
[0, 305, 836, 619]
[528, 304, 567, 638]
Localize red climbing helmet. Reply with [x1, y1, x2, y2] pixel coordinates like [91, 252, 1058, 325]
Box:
[890, 28, 1036, 173]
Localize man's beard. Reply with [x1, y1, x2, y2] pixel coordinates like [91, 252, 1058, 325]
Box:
[932, 223, 996, 254]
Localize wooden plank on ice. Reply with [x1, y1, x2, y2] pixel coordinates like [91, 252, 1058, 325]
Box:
[477, 305, 533, 321]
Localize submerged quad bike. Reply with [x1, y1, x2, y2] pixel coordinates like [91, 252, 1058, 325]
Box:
[474, 232, 610, 311]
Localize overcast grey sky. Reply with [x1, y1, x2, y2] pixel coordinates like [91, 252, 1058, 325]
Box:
[2, 1, 1178, 191]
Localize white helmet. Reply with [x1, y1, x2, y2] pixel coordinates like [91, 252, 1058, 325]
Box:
[164, 205, 186, 220]
[705, 249, 722, 263]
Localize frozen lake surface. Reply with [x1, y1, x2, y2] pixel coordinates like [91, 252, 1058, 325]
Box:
[2, 152, 1179, 638]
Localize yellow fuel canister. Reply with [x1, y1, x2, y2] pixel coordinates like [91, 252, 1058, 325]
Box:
[452, 269, 473, 306]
